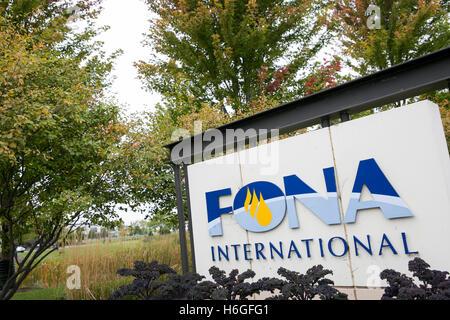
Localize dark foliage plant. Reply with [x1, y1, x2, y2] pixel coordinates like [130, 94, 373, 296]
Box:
[269, 265, 348, 300]
[109, 261, 177, 300]
[110, 258, 450, 300]
[207, 266, 262, 300]
[109, 261, 347, 300]
[380, 257, 450, 300]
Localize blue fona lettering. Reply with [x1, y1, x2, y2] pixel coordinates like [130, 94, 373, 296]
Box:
[284, 167, 341, 227]
[343, 159, 414, 223]
[205, 158, 414, 236]
[205, 188, 232, 236]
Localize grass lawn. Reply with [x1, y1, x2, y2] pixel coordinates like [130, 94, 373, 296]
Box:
[12, 287, 66, 300]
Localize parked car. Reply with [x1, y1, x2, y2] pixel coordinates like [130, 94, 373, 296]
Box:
[16, 246, 26, 253]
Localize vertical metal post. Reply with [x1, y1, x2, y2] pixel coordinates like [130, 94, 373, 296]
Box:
[340, 110, 350, 122]
[173, 163, 189, 275]
[183, 163, 196, 273]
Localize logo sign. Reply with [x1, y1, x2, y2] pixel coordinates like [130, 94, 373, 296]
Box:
[233, 181, 286, 233]
[188, 101, 450, 288]
[206, 158, 413, 236]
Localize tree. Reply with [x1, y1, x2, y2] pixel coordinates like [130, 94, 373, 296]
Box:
[112, 110, 180, 231]
[331, 0, 450, 142]
[137, 0, 331, 116]
[88, 228, 98, 240]
[303, 58, 344, 96]
[133, 0, 336, 230]
[331, 0, 450, 75]
[0, 1, 147, 300]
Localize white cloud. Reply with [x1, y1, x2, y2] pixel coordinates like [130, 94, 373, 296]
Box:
[95, 0, 161, 115]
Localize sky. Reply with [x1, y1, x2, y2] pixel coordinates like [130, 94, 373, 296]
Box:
[95, 0, 161, 116]
[93, 0, 161, 224]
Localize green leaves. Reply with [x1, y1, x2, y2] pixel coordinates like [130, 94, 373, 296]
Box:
[332, 0, 450, 74]
[0, 0, 151, 300]
[133, 0, 336, 230]
[139, 0, 330, 114]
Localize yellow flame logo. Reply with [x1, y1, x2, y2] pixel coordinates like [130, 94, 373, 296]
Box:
[244, 188, 272, 226]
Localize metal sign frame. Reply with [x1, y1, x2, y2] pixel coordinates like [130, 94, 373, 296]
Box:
[165, 46, 450, 274]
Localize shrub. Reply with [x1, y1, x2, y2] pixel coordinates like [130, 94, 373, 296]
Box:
[109, 261, 347, 300]
[109, 261, 177, 300]
[206, 267, 268, 300]
[380, 257, 450, 300]
[269, 265, 348, 300]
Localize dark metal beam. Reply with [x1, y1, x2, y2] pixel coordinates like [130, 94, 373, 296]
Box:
[166, 46, 450, 163]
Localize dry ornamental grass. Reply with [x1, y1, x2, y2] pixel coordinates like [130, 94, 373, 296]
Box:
[21, 233, 189, 300]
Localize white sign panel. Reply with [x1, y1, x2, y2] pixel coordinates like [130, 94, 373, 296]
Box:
[188, 100, 450, 287]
